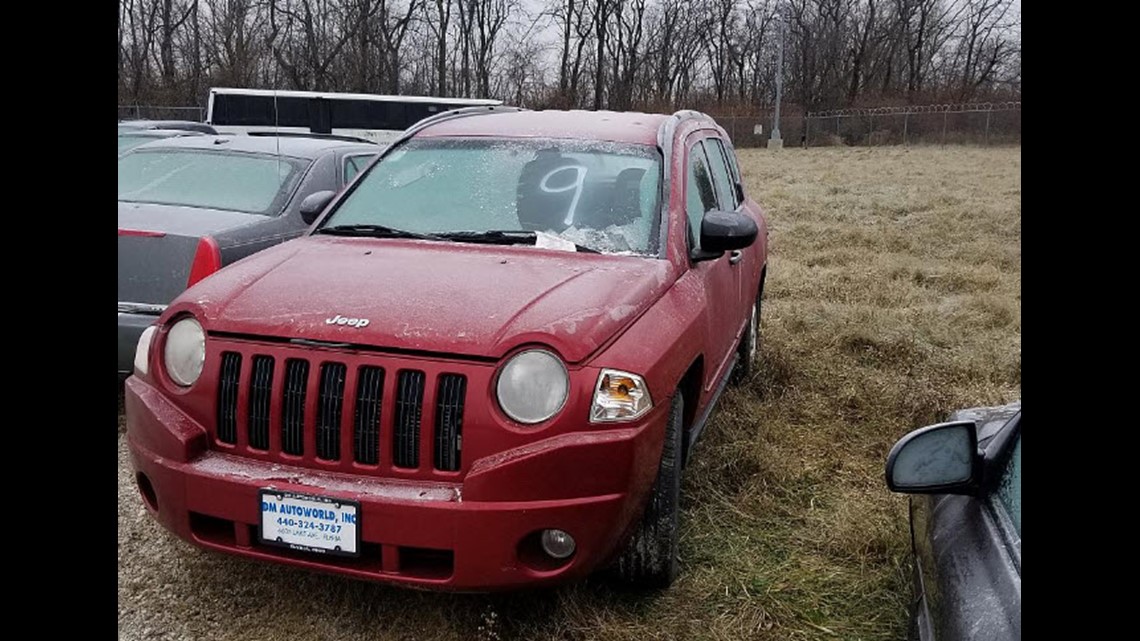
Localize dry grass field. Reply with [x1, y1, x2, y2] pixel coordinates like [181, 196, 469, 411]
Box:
[117, 144, 1021, 641]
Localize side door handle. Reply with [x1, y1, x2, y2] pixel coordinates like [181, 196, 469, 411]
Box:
[729, 250, 743, 265]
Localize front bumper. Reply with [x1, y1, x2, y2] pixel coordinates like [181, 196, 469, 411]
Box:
[124, 376, 667, 591]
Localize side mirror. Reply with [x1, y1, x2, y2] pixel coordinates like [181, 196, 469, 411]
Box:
[885, 421, 980, 494]
[692, 210, 758, 262]
[299, 190, 337, 225]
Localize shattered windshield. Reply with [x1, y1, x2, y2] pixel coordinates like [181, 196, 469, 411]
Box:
[324, 137, 664, 256]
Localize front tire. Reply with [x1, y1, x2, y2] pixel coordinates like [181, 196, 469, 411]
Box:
[615, 392, 684, 588]
[731, 293, 762, 384]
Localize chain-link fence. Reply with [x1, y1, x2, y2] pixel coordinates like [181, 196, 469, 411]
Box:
[709, 101, 1020, 148]
[804, 102, 1021, 147]
[117, 101, 1020, 147]
[118, 105, 206, 122]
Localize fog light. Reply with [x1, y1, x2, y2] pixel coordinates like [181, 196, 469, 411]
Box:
[540, 529, 576, 559]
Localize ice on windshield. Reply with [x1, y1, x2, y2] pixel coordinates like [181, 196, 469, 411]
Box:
[118, 149, 307, 215]
[326, 137, 663, 256]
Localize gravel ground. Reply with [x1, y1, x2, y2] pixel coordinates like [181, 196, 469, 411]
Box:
[117, 431, 504, 641]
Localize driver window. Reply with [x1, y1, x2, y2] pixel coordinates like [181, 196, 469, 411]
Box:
[685, 143, 718, 250]
[705, 138, 737, 210]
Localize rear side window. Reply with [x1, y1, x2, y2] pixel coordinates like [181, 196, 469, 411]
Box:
[685, 143, 718, 250]
[343, 154, 377, 184]
[704, 138, 738, 210]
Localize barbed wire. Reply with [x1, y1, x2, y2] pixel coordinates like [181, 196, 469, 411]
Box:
[807, 102, 1021, 118]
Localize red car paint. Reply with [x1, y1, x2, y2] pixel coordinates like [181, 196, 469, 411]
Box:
[125, 109, 769, 590]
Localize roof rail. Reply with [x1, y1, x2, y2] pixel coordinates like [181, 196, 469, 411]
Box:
[401, 104, 526, 140]
[656, 109, 713, 149]
[656, 109, 714, 169]
[244, 131, 376, 145]
[366, 104, 525, 159]
[671, 109, 710, 123]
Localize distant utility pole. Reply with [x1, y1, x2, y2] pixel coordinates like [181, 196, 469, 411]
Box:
[768, 7, 785, 150]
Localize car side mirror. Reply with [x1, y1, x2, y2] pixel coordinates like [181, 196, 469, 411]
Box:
[692, 210, 758, 262]
[300, 190, 337, 225]
[885, 421, 980, 495]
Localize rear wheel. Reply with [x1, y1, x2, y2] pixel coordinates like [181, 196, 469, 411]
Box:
[615, 392, 684, 588]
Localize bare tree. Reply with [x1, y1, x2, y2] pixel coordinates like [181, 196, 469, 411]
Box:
[589, 0, 616, 109]
[952, 0, 1016, 100]
[734, 0, 773, 104]
[699, 0, 737, 105]
[606, 0, 646, 110]
[846, 0, 877, 104]
[159, 0, 197, 93]
[119, 0, 1020, 118]
[470, 0, 513, 98]
[199, 0, 262, 89]
[425, 0, 453, 95]
[121, 0, 163, 101]
[378, 0, 420, 92]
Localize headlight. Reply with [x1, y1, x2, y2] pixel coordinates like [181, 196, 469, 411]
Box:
[496, 349, 569, 424]
[164, 317, 206, 387]
[590, 369, 652, 422]
[133, 325, 157, 376]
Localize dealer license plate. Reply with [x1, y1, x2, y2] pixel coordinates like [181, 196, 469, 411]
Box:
[258, 490, 360, 557]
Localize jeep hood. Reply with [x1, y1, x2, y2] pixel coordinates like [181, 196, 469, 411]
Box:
[183, 236, 676, 363]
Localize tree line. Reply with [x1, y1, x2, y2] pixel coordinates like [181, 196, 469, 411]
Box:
[118, 0, 1021, 116]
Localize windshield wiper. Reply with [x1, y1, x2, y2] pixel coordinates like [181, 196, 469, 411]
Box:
[436, 230, 600, 253]
[317, 224, 443, 241]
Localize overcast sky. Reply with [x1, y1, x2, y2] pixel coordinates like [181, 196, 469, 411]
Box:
[511, 0, 1020, 84]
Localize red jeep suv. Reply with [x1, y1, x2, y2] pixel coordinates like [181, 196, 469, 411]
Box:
[125, 107, 769, 590]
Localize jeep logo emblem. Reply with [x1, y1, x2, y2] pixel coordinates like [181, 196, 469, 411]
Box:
[325, 314, 370, 328]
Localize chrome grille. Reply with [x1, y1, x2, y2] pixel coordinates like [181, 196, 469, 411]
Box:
[393, 370, 426, 468]
[353, 366, 384, 465]
[247, 355, 274, 450]
[217, 352, 241, 444]
[434, 374, 466, 472]
[316, 362, 348, 460]
[212, 344, 470, 476]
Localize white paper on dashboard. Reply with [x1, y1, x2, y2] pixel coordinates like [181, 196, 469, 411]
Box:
[534, 231, 578, 252]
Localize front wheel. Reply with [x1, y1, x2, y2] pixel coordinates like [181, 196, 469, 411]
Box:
[615, 392, 684, 588]
[731, 294, 762, 384]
